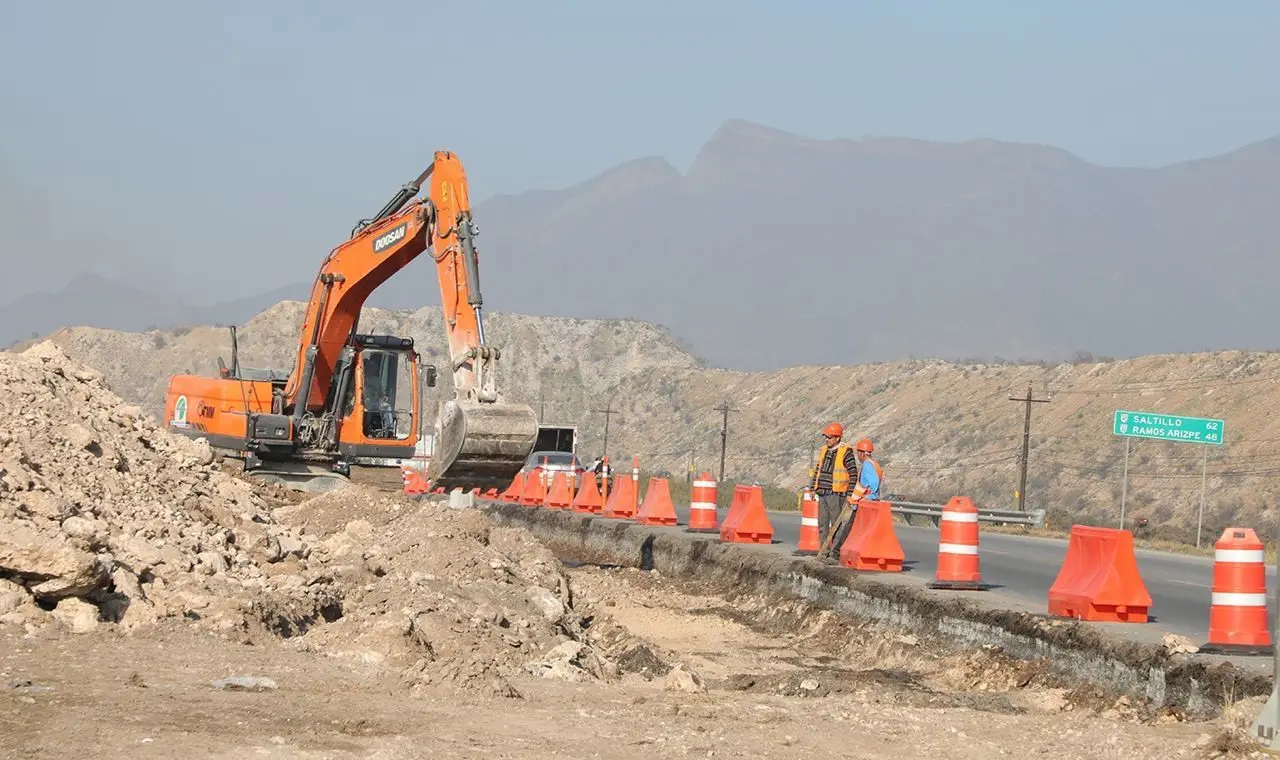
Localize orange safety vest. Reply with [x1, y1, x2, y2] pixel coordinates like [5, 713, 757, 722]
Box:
[812, 443, 853, 493]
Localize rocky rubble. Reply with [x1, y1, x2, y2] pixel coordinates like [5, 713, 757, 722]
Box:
[0, 341, 303, 633]
[0, 340, 661, 697]
[262, 485, 663, 697]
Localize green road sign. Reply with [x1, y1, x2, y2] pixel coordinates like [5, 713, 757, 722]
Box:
[1112, 410, 1225, 445]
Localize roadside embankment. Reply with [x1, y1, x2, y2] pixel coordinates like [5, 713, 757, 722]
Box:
[479, 500, 1273, 722]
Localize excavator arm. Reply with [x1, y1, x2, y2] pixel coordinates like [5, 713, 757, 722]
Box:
[420, 153, 538, 492]
[164, 151, 536, 494]
[284, 165, 435, 424]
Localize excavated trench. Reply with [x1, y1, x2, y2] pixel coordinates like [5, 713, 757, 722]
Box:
[479, 501, 1273, 721]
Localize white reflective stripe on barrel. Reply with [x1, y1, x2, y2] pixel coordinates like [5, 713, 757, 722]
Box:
[1215, 549, 1266, 564]
[1212, 592, 1268, 607]
[939, 543, 979, 555]
[802, 517, 818, 527]
[941, 512, 979, 523]
[693, 480, 717, 488]
[690, 501, 717, 511]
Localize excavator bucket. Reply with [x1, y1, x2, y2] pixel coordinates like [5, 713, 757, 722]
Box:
[426, 398, 539, 494]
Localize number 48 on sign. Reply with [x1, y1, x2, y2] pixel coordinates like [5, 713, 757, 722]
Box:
[1112, 410, 1225, 445]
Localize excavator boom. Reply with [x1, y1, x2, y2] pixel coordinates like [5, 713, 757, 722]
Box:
[420, 152, 538, 492]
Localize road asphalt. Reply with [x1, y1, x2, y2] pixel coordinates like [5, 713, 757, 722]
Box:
[645, 501, 1279, 674]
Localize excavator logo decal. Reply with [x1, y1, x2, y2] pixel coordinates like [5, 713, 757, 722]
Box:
[373, 222, 408, 254]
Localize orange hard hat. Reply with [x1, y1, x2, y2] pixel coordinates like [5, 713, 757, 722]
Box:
[823, 422, 843, 437]
[855, 438, 873, 453]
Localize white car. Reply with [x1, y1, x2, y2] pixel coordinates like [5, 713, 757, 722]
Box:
[521, 450, 586, 488]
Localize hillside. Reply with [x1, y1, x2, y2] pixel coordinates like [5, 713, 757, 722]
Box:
[23, 304, 1280, 544]
[8, 120, 1280, 370]
[29, 301, 702, 427]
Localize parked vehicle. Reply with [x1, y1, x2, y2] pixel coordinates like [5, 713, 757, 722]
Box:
[521, 449, 586, 488]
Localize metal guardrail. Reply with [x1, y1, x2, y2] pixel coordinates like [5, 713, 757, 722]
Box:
[889, 500, 1047, 528]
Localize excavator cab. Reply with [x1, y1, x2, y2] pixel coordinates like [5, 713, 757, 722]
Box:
[348, 335, 420, 443]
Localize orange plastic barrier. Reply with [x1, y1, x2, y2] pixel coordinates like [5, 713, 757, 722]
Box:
[719, 486, 750, 541]
[545, 470, 572, 509]
[721, 485, 773, 544]
[1200, 527, 1273, 655]
[838, 500, 904, 571]
[602, 468, 637, 519]
[401, 466, 429, 495]
[794, 488, 819, 555]
[1047, 525, 1152, 623]
[636, 477, 678, 526]
[500, 471, 525, 502]
[927, 496, 984, 590]
[571, 472, 604, 513]
[686, 472, 719, 533]
[519, 469, 546, 506]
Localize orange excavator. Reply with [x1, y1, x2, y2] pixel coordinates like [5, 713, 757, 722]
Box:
[161, 151, 539, 493]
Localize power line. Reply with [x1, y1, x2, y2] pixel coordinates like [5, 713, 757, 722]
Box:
[593, 400, 618, 458]
[714, 400, 738, 482]
[1009, 383, 1050, 512]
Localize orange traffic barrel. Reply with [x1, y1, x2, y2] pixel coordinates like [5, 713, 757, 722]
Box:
[927, 496, 984, 591]
[793, 488, 819, 555]
[1200, 527, 1274, 655]
[686, 472, 719, 533]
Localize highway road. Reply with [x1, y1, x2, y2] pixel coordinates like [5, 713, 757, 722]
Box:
[652, 502, 1278, 662]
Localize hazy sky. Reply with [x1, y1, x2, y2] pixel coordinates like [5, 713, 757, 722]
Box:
[2, 1, 1277, 300]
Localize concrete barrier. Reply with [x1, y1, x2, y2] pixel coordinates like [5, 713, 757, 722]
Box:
[479, 499, 1269, 720]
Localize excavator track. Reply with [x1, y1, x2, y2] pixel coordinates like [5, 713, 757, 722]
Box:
[426, 398, 539, 494]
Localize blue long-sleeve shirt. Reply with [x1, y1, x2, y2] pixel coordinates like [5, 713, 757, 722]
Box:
[857, 458, 881, 500]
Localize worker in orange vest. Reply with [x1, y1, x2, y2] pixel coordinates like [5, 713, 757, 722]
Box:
[812, 422, 859, 562]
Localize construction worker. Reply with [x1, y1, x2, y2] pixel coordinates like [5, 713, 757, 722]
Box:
[850, 438, 882, 501]
[811, 422, 858, 561]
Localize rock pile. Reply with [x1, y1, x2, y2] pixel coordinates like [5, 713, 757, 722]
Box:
[0, 341, 306, 633]
[0, 341, 655, 696]
[264, 486, 658, 697]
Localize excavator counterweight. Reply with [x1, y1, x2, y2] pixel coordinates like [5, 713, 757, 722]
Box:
[162, 151, 537, 494]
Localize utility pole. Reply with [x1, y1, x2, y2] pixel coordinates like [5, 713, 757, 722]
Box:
[538, 390, 545, 422]
[714, 400, 737, 482]
[1008, 383, 1050, 512]
[593, 400, 617, 457]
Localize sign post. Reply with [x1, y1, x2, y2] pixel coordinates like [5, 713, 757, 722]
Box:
[1111, 410, 1224, 537]
[1250, 495, 1280, 753]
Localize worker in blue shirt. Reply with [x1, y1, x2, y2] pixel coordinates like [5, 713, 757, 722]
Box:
[849, 438, 882, 501]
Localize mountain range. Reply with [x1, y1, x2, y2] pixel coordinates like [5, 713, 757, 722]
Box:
[5, 120, 1279, 370]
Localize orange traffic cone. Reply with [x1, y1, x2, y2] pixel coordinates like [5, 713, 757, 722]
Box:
[793, 488, 820, 555]
[636, 477, 678, 526]
[1200, 527, 1274, 655]
[927, 496, 985, 590]
[685, 472, 718, 533]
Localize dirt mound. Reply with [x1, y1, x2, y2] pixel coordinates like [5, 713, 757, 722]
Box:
[0, 341, 303, 633]
[0, 340, 660, 698]
[253, 485, 657, 697]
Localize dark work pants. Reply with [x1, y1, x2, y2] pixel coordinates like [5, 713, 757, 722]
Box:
[817, 491, 853, 555]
